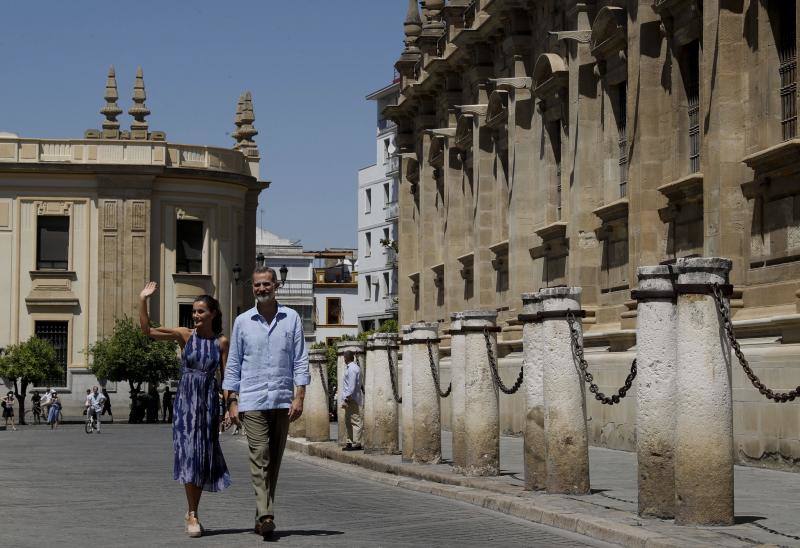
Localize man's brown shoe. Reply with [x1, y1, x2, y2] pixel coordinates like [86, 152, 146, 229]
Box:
[255, 516, 275, 538]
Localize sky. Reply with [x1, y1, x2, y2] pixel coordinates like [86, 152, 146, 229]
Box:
[0, 1, 407, 250]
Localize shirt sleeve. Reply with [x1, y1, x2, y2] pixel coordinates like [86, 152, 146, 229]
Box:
[292, 313, 310, 386]
[222, 316, 242, 392]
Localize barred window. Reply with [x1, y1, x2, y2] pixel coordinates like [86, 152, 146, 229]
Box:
[548, 121, 563, 221]
[776, 0, 797, 140]
[681, 40, 701, 173]
[615, 83, 628, 198]
[35, 321, 68, 387]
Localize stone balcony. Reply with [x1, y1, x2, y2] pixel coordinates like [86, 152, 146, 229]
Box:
[385, 155, 400, 177]
[0, 136, 259, 180]
[384, 201, 399, 222]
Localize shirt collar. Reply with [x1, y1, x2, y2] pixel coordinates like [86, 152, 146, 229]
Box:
[248, 304, 287, 323]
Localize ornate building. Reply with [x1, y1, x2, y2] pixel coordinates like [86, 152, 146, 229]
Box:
[386, 1, 799, 470]
[0, 67, 265, 413]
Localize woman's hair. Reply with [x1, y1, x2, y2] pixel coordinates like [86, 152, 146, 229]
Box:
[194, 294, 223, 335]
[6, 391, 12, 397]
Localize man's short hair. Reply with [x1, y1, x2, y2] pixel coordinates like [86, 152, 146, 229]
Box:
[344, 350, 354, 362]
[252, 266, 278, 283]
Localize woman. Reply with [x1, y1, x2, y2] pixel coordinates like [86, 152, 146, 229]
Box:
[47, 392, 61, 429]
[2, 391, 16, 431]
[31, 391, 41, 425]
[139, 282, 231, 538]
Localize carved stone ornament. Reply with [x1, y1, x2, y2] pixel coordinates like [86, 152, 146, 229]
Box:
[37, 201, 72, 216]
[533, 53, 569, 99]
[590, 6, 627, 62]
[486, 90, 509, 129]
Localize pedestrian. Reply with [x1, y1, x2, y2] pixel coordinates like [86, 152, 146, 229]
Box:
[31, 391, 42, 425]
[2, 391, 17, 431]
[40, 388, 53, 422]
[83, 389, 91, 416]
[162, 387, 174, 423]
[223, 266, 309, 539]
[101, 388, 112, 421]
[339, 350, 363, 451]
[146, 384, 160, 423]
[47, 392, 61, 429]
[86, 385, 106, 433]
[139, 281, 230, 538]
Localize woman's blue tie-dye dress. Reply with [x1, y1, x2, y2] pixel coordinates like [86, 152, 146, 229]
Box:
[173, 331, 231, 491]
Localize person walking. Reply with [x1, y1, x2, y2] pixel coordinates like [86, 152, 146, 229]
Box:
[223, 266, 309, 539]
[162, 387, 174, 423]
[339, 351, 363, 451]
[31, 391, 42, 425]
[2, 391, 17, 431]
[101, 388, 113, 422]
[47, 392, 61, 429]
[139, 282, 231, 538]
[86, 386, 106, 433]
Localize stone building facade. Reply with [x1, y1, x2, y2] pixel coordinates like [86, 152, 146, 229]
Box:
[0, 67, 265, 414]
[386, 0, 800, 470]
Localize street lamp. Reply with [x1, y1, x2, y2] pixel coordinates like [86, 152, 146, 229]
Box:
[231, 263, 242, 321]
[232, 263, 242, 284]
[279, 264, 288, 287]
[256, 252, 265, 268]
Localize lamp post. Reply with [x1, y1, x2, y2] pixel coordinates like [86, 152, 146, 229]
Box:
[231, 263, 242, 324]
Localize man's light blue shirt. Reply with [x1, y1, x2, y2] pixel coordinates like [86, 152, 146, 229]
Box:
[222, 304, 310, 412]
[340, 361, 363, 407]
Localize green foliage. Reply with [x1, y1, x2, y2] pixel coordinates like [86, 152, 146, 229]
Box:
[86, 316, 180, 393]
[337, 333, 357, 342]
[357, 329, 374, 342]
[0, 336, 60, 389]
[378, 319, 398, 334]
[379, 238, 398, 252]
[309, 341, 327, 350]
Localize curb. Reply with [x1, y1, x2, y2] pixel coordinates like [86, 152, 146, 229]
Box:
[285, 438, 769, 548]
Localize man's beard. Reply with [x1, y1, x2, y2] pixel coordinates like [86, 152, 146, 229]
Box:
[256, 294, 275, 304]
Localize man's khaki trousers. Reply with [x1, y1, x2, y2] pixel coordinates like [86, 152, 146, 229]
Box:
[344, 400, 363, 446]
[241, 409, 290, 521]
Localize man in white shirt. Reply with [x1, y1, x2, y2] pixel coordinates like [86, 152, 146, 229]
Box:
[86, 385, 106, 433]
[339, 350, 363, 451]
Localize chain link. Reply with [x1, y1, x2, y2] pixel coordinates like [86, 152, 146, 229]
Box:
[483, 329, 524, 394]
[426, 340, 452, 398]
[385, 347, 402, 404]
[566, 312, 637, 405]
[711, 284, 799, 403]
[315, 362, 330, 402]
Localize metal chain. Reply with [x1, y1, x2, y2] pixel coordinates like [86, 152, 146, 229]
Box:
[385, 347, 402, 404]
[426, 340, 452, 398]
[483, 329, 523, 394]
[711, 284, 799, 403]
[566, 312, 637, 405]
[356, 355, 365, 394]
[315, 363, 330, 402]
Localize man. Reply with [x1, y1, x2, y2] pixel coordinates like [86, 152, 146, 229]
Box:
[86, 385, 106, 433]
[101, 388, 113, 421]
[340, 350, 363, 451]
[223, 266, 309, 539]
[162, 386, 174, 423]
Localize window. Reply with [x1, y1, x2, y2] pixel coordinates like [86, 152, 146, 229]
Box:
[383, 227, 390, 247]
[365, 232, 372, 257]
[178, 304, 194, 329]
[35, 321, 68, 387]
[176, 219, 203, 273]
[383, 139, 391, 162]
[680, 40, 701, 173]
[615, 83, 628, 198]
[383, 272, 391, 296]
[326, 297, 342, 325]
[37, 216, 69, 270]
[383, 182, 391, 205]
[547, 121, 563, 221]
[364, 275, 372, 300]
[365, 188, 372, 213]
[775, 0, 797, 140]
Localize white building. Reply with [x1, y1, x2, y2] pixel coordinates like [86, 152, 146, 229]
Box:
[312, 250, 359, 344]
[253, 228, 315, 341]
[356, 81, 400, 332]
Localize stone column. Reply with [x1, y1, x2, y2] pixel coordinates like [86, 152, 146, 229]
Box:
[400, 325, 415, 462]
[674, 257, 734, 526]
[408, 321, 441, 463]
[306, 348, 330, 442]
[463, 310, 499, 476]
[635, 266, 678, 518]
[448, 312, 467, 472]
[540, 287, 590, 495]
[363, 333, 400, 455]
[336, 340, 366, 447]
[521, 292, 546, 491]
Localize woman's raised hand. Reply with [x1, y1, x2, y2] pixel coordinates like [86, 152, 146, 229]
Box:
[140, 281, 158, 301]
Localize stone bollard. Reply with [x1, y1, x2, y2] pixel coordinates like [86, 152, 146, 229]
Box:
[400, 325, 415, 462]
[540, 287, 590, 495]
[306, 348, 331, 442]
[448, 312, 467, 472]
[336, 340, 365, 447]
[462, 310, 500, 476]
[520, 292, 546, 490]
[634, 266, 678, 518]
[408, 321, 442, 464]
[674, 257, 734, 526]
[288, 394, 307, 439]
[363, 333, 401, 455]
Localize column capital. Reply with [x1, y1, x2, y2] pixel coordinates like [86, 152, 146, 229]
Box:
[676, 257, 732, 286]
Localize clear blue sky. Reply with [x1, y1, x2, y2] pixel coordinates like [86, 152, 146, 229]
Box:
[0, 1, 406, 249]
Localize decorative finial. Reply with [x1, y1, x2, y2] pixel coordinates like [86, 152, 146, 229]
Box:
[128, 66, 151, 139]
[404, 0, 423, 53]
[232, 93, 245, 148]
[236, 91, 258, 157]
[100, 66, 122, 139]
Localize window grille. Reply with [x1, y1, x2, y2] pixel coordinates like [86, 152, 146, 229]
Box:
[617, 84, 628, 198]
[684, 40, 701, 173]
[35, 321, 68, 387]
[778, 10, 797, 141]
[550, 121, 563, 221]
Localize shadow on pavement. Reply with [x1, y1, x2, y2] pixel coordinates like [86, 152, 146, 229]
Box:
[201, 528, 253, 537]
[267, 529, 344, 541]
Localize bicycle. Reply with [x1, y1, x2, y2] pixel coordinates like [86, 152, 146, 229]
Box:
[23, 408, 43, 425]
[85, 410, 99, 434]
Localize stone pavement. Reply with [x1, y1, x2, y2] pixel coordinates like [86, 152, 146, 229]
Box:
[284, 425, 800, 548]
[0, 424, 617, 547]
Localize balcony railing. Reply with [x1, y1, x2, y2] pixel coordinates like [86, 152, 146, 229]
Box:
[378, 118, 396, 133]
[384, 293, 399, 312]
[385, 201, 399, 222]
[385, 154, 400, 176]
[278, 280, 313, 296]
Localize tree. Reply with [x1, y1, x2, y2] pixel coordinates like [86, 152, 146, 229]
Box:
[0, 337, 61, 424]
[86, 317, 180, 405]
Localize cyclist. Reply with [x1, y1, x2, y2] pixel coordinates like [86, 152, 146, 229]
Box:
[85, 385, 106, 433]
[31, 391, 42, 424]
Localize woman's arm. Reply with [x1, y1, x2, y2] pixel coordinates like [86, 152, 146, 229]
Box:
[138, 282, 189, 347]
